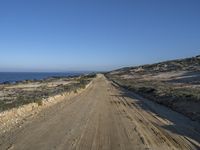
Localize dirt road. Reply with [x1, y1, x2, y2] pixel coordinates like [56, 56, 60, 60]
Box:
[0, 74, 200, 150]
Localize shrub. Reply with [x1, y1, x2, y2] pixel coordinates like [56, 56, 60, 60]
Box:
[74, 89, 78, 94]
[37, 100, 43, 106]
[138, 87, 156, 94]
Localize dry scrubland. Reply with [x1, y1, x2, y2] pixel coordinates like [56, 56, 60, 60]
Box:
[0, 74, 95, 112]
[106, 55, 200, 122]
[0, 56, 200, 150]
[0, 74, 199, 150]
[0, 74, 95, 136]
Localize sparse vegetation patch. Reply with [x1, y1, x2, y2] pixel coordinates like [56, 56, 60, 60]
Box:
[0, 74, 95, 112]
[106, 56, 200, 122]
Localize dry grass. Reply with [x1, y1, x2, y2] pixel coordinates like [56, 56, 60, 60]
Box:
[0, 74, 96, 112]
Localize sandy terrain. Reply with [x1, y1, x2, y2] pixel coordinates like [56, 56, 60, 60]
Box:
[0, 80, 92, 134]
[107, 68, 200, 122]
[0, 74, 199, 150]
[0, 75, 93, 112]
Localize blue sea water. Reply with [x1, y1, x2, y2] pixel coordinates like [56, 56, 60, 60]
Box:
[0, 72, 86, 83]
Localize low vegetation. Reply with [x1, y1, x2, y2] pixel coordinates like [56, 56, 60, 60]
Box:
[0, 74, 96, 112]
[106, 56, 200, 122]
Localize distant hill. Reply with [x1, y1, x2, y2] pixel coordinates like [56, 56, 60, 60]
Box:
[109, 55, 200, 76]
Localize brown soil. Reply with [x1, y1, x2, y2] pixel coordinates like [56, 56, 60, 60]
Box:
[0, 74, 199, 150]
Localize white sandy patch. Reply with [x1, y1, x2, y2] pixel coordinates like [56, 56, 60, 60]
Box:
[151, 71, 187, 80]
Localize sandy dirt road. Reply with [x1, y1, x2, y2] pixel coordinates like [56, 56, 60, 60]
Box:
[0, 74, 200, 150]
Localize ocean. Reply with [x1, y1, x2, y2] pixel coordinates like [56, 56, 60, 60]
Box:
[0, 72, 86, 83]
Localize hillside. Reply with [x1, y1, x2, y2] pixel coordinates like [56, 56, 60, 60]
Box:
[106, 55, 200, 122]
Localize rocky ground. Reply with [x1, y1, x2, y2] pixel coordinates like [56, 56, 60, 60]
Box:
[0, 74, 95, 134]
[106, 56, 200, 122]
[0, 74, 95, 112]
[0, 74, 199, 150]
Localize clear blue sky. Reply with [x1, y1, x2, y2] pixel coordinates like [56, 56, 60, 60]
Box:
[0, 0, 199, 72]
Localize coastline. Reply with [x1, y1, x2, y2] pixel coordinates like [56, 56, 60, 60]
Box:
[0, 72, 90, 84]
[0, 75, 94, 134]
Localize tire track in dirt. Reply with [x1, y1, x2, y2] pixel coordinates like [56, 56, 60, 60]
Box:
[0, 74, 199, 150]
